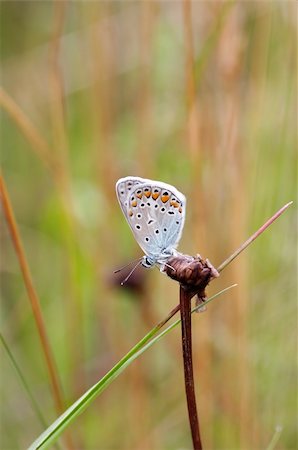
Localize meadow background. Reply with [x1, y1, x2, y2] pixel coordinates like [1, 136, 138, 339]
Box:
[0, 1, 297, 449]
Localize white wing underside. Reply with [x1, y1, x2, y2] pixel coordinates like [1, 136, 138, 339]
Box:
[116, 176, 186, 259]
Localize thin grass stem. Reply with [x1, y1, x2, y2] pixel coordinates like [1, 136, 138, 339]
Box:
[217, 201, 293, 273]
[158, 202, 292, 326]
[0, 333, 48, 428]
[265, 426, 283, 450]
[0, 88, 75, 222]
[0, 175, 64, 415]
[0, 87, 56, 172]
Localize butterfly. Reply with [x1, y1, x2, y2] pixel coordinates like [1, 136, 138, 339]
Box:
[116, 176, 186, 277]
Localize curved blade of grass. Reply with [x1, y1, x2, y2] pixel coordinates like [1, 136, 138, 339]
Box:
[28, 284, 236, 450]
[1, 333, 48, 429]
[265, 426, 283, 450]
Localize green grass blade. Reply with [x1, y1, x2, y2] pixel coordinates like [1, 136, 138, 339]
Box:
[28, 285, 236, 450]
[1, 333, 48, 429]
[265, 426, 283, 450]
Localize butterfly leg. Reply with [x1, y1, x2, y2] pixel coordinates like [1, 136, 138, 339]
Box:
[195, 295, 207, 313]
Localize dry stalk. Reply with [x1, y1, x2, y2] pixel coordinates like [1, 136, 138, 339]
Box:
[161, 201, 292, 450]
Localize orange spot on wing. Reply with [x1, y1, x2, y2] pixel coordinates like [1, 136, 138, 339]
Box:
[179, 206, 182, 213]
[128, 209, 133, 217]
[144, 189, 151, 198]
[170, 201, 179, 208]
[161, 194, 170, 203]
[136, 192, 143, 199]
[152, 192, 160, 200]
[131, 200, 137, 207]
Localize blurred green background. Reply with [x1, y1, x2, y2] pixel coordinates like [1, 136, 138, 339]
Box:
[0, 1, 296, 449]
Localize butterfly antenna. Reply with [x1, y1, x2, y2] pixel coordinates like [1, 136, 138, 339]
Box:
[120, 260, 143, 286]
[114, 257, 143, 274]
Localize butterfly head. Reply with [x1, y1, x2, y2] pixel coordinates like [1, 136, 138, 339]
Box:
[141, 255, 156, 268]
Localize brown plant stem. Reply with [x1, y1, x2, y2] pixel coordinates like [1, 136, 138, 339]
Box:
[180, 285, 202, 450]
[161, 201, 292, 450]
[0, 175, 64, 415]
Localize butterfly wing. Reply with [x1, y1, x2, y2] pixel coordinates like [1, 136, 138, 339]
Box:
[117, 178, 186, 258]
[116, 176, 149, 215]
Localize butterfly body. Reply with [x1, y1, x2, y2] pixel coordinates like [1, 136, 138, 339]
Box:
[116, 176, 186, 271]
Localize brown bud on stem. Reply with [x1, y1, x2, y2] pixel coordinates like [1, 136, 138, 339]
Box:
[163, 254, 219, 302]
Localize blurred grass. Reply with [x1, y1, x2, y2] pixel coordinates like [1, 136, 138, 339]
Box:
[1, 1, 297, 449]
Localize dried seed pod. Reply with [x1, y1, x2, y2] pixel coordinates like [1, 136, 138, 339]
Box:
[163, 254, 219, 301]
